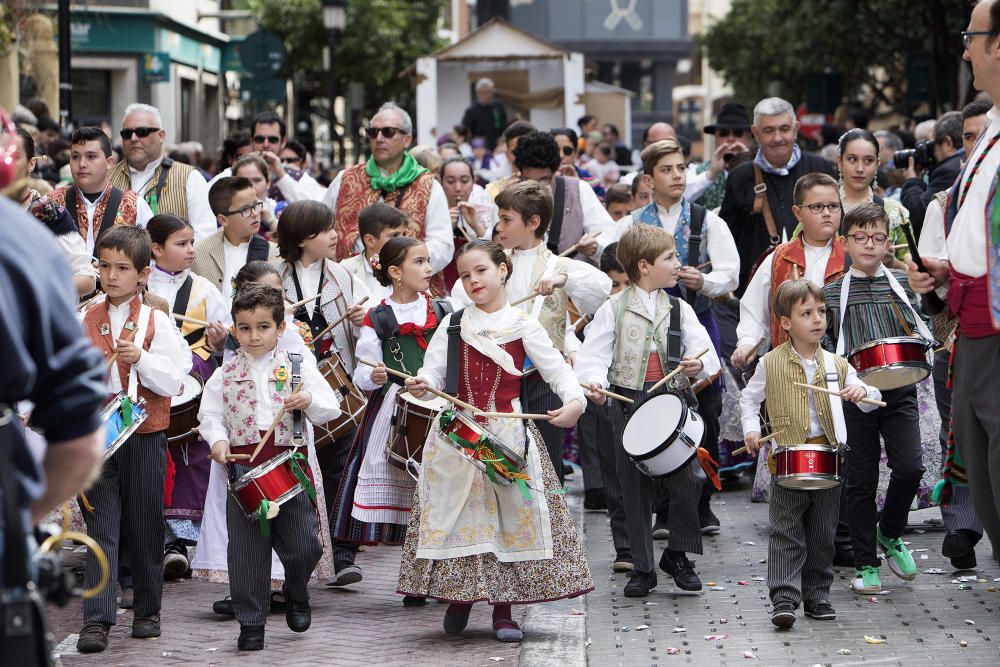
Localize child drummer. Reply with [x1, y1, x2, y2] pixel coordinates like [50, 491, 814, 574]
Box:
[823, 202, 930, 594]
[740, 279, 881, 628]
[576, 225, 721, 597]
[77, 226, 192, 654]
[199, 283, 342, 651]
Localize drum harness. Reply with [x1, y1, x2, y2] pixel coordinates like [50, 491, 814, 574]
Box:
[171, 274, 206, 347]
[369, 299, 452, 380]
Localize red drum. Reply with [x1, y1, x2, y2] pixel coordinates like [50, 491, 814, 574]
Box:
[438, 409, 527, 487]
[229, 450, 307, 519]
[773, 444, 840, 490]
[848, 336, 931, 391]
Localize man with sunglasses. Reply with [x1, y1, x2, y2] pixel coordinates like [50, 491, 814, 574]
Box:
[108, 103, 215, 241]
[693, 104, 752, 210]
[323, 102, 452, 297]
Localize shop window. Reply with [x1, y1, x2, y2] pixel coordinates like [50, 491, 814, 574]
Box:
[71, 69, 112, 126]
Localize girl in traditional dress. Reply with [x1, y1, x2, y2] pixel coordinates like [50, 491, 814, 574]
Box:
[145, 214, 229, 577]
[400, 240, 593, 642]
[331, 237, 450, 603]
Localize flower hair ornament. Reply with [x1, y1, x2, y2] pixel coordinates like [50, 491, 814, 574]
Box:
[369, 253, 382, 271]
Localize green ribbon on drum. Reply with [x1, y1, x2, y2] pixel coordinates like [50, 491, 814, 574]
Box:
[288, 451, 317, 502]
[438, 409, 533, 501]
[254, 451, 317, 537]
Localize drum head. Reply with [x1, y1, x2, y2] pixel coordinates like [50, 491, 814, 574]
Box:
[622, 394, 684, 457]
[398, 391, 449, 410]
[859, 365, 930, 391]
[172, 374, 203, 405]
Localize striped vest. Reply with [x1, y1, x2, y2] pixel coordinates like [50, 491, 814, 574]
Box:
[761, 341, 847, 446]
[109, 157, 192, 219]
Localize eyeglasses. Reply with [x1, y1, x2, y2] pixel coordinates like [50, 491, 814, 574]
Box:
[253, 134, 281, 145]
[802, 202, 840, 214]
[119, 127, 160, 140]
[848, 232, 889, 245]
[962, 30, 998, 49]
[223, 201, 265, 218]
[561, 145, 575, 156]
[281, 156, 302, 164]
[716, 128, 745, 138]
[365, 126, 403, 140]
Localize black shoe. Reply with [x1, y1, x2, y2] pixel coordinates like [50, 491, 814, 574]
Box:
[942, 531, 978, 570]
[269, 591, 287, 613]
[803, 600, 836, 620]
[131, 614, 161, 638]
[584, 488, 607, 512]
[403, 595, 427, 607]
[699, 500, 721, 536]
[238, 625, 265, 651]
[771, 601, 796, 628]
[623, 571, 657, 597]
[213, 596, 235, 617]
[658, 549, 702, 591]
[327, 561, 363, 587]
[77, 622, 111, 653]
[163, 541, 189, 581]
[832, 546, 855, 568]
[284, 588, 311, 632]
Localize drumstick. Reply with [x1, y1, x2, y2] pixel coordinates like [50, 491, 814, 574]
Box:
[205, 453, 252, 461]
[313, 296, 370, 342]
[695, 261, 712, 271]
[792, 381, 887, 407]
[358, 358, 482, 415]
[510, 289, 539, 307]
[172, 313, 210, 327]
[250, 385, 303, 463]
[477, 411, 552, 421]
[748, 337, 766, 359]
[557, 231, 602, 258]
[731, 429, 787, 456]
[570, 313, 590, 331]
[77, 292, 103, 312]
[579, 383, 635, 404]
[648, 348, 711, 393]
[105, 328, 138, 374]
[285, 293, 321, 311]
[891, 243, 908, 251]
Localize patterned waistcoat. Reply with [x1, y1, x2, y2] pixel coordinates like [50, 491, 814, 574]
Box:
[761, 341, 847, 445]
[768, 237, 846, 347]
[607, 287, 676, 390]
[109, 157, 191, 218]
[221, 349, 298, 448]
[513, 246, 571, 353]
[281, 259, 356, 371]
[45, 183, 139, 244]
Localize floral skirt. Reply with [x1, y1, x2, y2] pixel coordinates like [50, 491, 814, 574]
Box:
[397, 423, 594, 604]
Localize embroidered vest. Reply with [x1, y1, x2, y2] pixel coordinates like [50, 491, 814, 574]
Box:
[607, 287, 677, 390]
[333, 163, 444, 296]
[761, 341, 847, 446]
[220, 350, 297, 448]
[635, 200, 713, 313]
[512, 247, 571, 353]
[768, 237, 846, 347]
[83, 297, 171, 433]
[45, 183, 139, 245]
[109, 157, 191, 218]
[281, 259, 356, 371]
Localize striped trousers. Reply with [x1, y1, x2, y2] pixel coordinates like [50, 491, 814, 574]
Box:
[609, 383, 703, 575]
[522, 378, 565, 483]
[578, 401, 629, 558]
[226, 463, 322, 627]
[767, 483, 839, 607]
[81, 431, 166, 625]
[315, 427, 359, 565]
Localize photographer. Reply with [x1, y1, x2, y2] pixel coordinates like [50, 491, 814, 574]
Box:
[0, 194, 106, 663]
[900, 111, 965, 234]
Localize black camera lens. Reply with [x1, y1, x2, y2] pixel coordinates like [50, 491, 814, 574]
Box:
[892, 149, 915, 170]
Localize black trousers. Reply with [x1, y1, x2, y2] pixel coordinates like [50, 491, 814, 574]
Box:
[578, 401, 629, 558]
[315, 426, 358, 566]
[521, 378, 565, 483]
[843, 385, 924, 568]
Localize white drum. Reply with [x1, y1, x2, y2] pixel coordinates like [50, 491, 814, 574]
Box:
[622, 393, 704, 478]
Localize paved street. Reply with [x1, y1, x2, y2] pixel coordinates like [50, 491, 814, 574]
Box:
[45, 471, 1000, 666]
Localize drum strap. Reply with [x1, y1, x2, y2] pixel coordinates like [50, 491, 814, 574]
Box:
[682, 205, 707, 306]
[666, 295, 683, 370]
[445, 308, 466, 396]
[288, 352, 303, 443]
[820, 350, 848, 448]
[369, 304, 406, 384]
[171, 275, 204, 346]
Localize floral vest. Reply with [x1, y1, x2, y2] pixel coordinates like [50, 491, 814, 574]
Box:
[333, 163, 444, 296]
[109, 157, 191, 218]
[83, 296, 171, 433]
[761, 341, 847, 446]
[44, 183, 139, 246]
[220, 349, 298, 448]
[768, 237, 846, 347]
[607, 287, 679, 390]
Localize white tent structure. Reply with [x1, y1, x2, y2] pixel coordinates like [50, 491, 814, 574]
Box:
[412, 18, 586, 146]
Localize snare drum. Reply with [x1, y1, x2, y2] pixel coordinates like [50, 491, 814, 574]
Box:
[101, 392, 149, 463]
[773, 444, 840, 490]
[437, 409, 527, 486]
[388, 392, 448, 471]
[167, 374, 203, 446]
[314, 353, 367, 447]
[229, 450, 307, 519]
[847, 336, 931, 390]
[622, 393, 704, 478]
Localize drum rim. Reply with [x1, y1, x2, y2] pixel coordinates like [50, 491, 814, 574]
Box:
[634, 448, 697, 478]
[231, 449, 297, 486]
[102, 397, 149, 463]
[622, 393, 691, 459]
[856, 362, 931, 389]
[849, 336, 931, 355]
[445, 409, 527, 471]
[774, 474, 841, 489]
[238, 483, 303, 519]
[773, 443, 840, 453]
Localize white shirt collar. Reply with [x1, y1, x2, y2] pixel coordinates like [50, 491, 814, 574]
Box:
[655, 201, 682, 217]
[129, 155, 163, 178]
[386, 292, 426, 310]
[150, 263, 189, 286]
[296, 258, 323, 276]
[849, 263, 885, 279]
[802, 237, 834, 252]
[246, 348, 278, 370]
[513, 243, 543, 258]
[108, 297, 135, 316]
[223, 236, 250, 251]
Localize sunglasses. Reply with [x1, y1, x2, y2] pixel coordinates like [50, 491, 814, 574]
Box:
[716, 128, 745, 138]
[253, 135, 281, 145]
[561, 146, 575, 156]
[281, 156, 302, 164]
[119, 127, 160, 140]
[365, 126, 404, 140]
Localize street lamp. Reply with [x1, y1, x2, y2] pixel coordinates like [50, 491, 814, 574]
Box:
[322, 0, 347, 166]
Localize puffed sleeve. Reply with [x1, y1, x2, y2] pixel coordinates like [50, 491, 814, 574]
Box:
[352, 325, 385, 392]
[560, 257, 612, 314]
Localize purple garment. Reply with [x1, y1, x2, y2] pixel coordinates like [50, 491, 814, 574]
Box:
[164, 352, 217, 520]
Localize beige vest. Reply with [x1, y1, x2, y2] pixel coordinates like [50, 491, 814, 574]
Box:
[607, 287, 676, 390]
[513, 246, 571, 353]
[109, 157, 192, 219]
[221, 349, 297, 448]
[761, 341, 847, 446]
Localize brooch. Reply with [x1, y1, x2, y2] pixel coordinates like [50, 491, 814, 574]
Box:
[124, 320, 136, 331]
[274, 366, 289, 391]
[100, 323, 110, 336]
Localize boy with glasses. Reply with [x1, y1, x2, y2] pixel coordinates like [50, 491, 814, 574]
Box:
[193, 176, 281, 308]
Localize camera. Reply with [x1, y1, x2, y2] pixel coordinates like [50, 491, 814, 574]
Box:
[893, 140, 936, 170]
[33, 523, 77, 606]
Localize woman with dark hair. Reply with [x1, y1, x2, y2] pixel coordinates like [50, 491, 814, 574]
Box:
[219, 129, 252, 173]
[439, 156, 497, 285]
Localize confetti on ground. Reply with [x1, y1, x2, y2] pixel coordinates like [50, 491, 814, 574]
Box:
[635, 624, 650, 631]
[621, 626, 631, 632]
[666, 647, 681, 655]
[710, 586, 727, 591]
[925, 568, 945, 574]
[707, 582, 717, 586]
[742, 650, 755, 659]
[864, 636, 886, 644]
[837, 649, 852, 655]
[959, 641, 968, 647]
[720, 617, 728, 624]
[205, 648, 218, 652]
[644, 601, 659, 606]
[994, 577, 1000, 582]
[569, 609, 585, 616]
[705, 633, 729, 641]
[965, 619, 975, 625]
[162, 654, 172, 658]
[671, 627, 687, 633]
[867, 596, 879, 603]
[959, 584, 972, 590]
[913, 548, 928, 552]
[489, 658, 504, 663]
[959, 575, 978, 581]
[737, 581, 749, 585]
[920, 554, 929, 560]
[751, 576, 765, 581]
[988, 587, 998, 592]
[742, 541, 756, 546]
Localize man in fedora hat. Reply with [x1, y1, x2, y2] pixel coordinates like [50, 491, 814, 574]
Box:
[694, 103, 752, 210]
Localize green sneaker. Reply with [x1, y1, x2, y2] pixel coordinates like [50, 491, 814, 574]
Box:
[852, 565, 882, 594]
[878, 529, 917, 580]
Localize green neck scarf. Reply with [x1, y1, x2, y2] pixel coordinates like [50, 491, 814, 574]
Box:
[366, 151, 427, 193]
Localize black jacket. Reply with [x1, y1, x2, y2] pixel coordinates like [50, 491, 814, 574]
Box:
[461, 101, 507, 151]
[719, 153, 836, 295]
[900, 149, 964, 236]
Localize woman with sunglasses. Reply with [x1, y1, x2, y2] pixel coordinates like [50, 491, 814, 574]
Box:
[551, 127, 604, 198]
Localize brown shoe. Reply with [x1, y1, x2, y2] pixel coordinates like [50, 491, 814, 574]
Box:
[132, 614, 161, 639]
[77, 622, 111, 653]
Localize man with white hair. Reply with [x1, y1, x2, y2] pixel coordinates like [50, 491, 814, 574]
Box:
[324, 102, 452, 297]
[461, 77, 507, 151]
[719, 97, 836, 294]
[109, 103, 215, 240]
